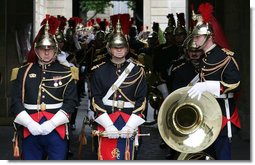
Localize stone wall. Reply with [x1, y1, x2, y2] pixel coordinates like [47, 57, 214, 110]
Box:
[34, 0, 72, 36]
[144, 0, 186, 31]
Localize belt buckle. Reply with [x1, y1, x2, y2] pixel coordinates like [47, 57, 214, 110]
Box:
[40, 102, 46, 111]
[117, 100, 124, 109]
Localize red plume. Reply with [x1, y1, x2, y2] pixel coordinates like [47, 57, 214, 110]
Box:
[90, 19, 95, 26]
[57, 15, 67, 31]
[41, 15, 60, 35]
[96, 18, 101, 24]
[198, 2, 230, 49]
[210, 16, 230, 49]
[198, 2, 213, 23]
[120, 13, 131, 35]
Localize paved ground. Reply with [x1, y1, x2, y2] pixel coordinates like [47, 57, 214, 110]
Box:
[0, 95, 251, 161]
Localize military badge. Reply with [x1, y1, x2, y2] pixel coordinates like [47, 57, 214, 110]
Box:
[29, 73, 36, 78]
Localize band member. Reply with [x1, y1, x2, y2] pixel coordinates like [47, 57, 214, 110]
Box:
[10, 15, 79, 160]
[90, 20, 147, 160]
[169, 37, 204, 92]
[188, 3, 241, 160]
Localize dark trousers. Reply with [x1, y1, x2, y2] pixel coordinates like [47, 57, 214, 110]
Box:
[22, 118, 68, 160]
[205, 136, 231, 160]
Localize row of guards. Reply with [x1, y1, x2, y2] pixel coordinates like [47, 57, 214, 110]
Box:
[10, 2, 241, 160]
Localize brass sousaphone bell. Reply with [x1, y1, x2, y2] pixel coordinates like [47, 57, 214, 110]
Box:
[158, 86, 222, 156]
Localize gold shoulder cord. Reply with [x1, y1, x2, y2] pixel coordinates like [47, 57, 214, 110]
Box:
[202, 56, 231, 77]
[22, 63, 33, 104]
[121, 67, 144, 88]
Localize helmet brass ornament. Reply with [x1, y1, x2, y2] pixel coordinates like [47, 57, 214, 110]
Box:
[157, 86, 222, 154]
[106, 19, 129, 49]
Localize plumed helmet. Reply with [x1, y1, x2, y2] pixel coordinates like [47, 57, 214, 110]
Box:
[173, 13, 187, 36]
[191, 2, 230, 49]
[35, 19, 57, 50]
[191, 4, 213, 37]
[107, 19, 129, 48]
[164, 13, 176, 35]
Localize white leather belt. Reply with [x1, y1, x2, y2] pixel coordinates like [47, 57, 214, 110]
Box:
[216, 93, 234, 98]
[24, 103, 63, 110]
[103, 100, 134, 109]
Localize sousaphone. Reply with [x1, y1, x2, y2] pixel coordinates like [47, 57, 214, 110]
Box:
[157, 86, 222, 159]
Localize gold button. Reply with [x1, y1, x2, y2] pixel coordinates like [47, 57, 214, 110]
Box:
[40, 102, 46, 111]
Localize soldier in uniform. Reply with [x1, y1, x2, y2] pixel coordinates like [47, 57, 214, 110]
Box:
[188, 3, 241, 160]
[162, 37, 204, 160]
[169, 37, 204, 92]
[90, 20, 147, 160]
[10, 16, 79, 160]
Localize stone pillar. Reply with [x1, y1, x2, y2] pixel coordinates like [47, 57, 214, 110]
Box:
[143, 0, 186, 31]
[34, 0, 73, 37]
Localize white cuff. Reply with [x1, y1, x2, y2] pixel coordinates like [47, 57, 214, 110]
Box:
[14, 111, 34, 127]
[206, 81, 220, 97]
[50, 110, 69, 127]
[94, 113, 113, 128]
[126, 114, 145, 129]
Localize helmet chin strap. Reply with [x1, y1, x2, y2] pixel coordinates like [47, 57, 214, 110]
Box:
[196, 35, 210, 50]
[38, 58, 55, 65]
[35, 49, 57, 65]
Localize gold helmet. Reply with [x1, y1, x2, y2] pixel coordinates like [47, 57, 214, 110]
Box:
[35, 20, 57, 50]
[191, 3, 214, 49]
[186, 37, 198, 51]
[106, 19, 129, 49]
[34, 18, 58, 64]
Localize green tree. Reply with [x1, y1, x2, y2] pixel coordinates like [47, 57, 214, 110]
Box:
[80, 0, 113, 22]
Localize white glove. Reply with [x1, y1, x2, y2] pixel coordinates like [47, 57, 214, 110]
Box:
[57, 51, 70, 67]
[95, 113, 119, 139]
[14, 111, 43, 136]
[41, 110, 69, 135]
[105, 125, 119, 139]
[188, 81, 220, 100]
[120, 114, 145, 138]
[87, 110, 95, 121]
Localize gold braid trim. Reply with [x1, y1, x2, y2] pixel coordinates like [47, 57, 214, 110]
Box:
[41, 86, 63, 102]
[121, 67, 144, 88]
[62, 77, 73, 98]
[92, 97, 106, 113]
[42, 73, 72, 82]
[231, 57, 240, 71]
[22, 63, 33, 104]
[117, 88, 135, 105]
[91, 62, 106, 71]
[134, 68, 145, 95]
[202, 56, 232, 78]
[43, 70, 71, 74]
[202, 56, 231, 72]
[222, 48, 234, 56]
[220, 81, 240, 93]
[42, 75, 73, 88]
[132, 98, 147, 114]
